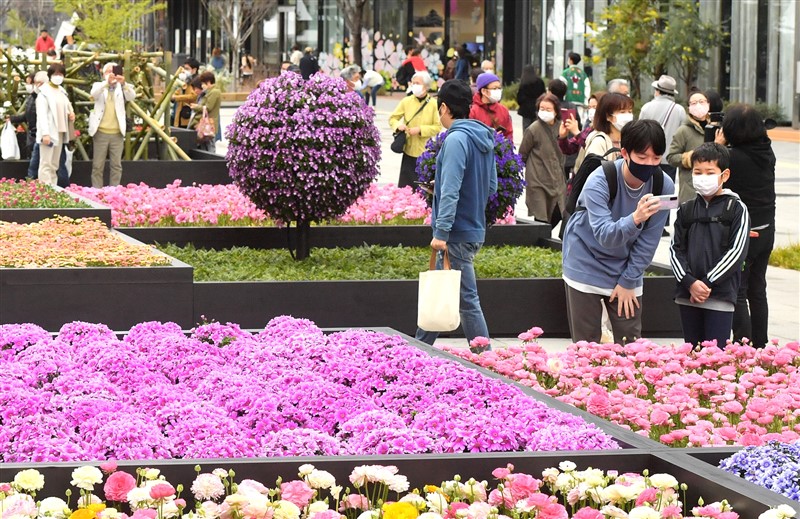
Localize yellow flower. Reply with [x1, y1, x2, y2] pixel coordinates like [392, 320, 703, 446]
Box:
[13, 469, 45, 492]
[382, 502, 419, 519]
[87, 504, 106, 514]
[423, 485, 440, 493]
[69, 509, 95, 519]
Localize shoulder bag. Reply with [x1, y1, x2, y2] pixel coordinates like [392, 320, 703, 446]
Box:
[391, 98, 430, 154]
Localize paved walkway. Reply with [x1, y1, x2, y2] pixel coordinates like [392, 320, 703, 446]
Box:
[216, 93, 799, 348]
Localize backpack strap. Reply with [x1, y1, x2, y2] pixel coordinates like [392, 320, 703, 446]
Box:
[679, 196, 737, 245]
[601, 160, 618, 206]
[652, 167, 664, 196]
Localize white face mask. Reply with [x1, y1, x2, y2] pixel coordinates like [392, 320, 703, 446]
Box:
[51, 75, 64, 86]
[689, 102, 710, 120]
[352, 79, 363, 91]
[25, 84, 34, 94]
[488, 89, 502, 103]
[692, 173, 722, 197]
[179, 71, 190, 81]
[410, 84, 425, 97]
[586, 108, 596, 122]
[612, 112, 633, 131]
[537, 110, 555, 123]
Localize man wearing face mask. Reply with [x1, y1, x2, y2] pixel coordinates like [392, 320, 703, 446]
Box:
[468, 72, 513, 140]
[415, 79, 497, 353]
[171, 58, 200, 127]
[639, 75, 686, 184]
[89, 62, 136, 188]
[36, 64, 75, 186]
[562, 119, 675, 344]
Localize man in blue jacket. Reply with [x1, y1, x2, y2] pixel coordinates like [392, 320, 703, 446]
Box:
[562, 119, 675, 344]
[416, 79, 498, 351]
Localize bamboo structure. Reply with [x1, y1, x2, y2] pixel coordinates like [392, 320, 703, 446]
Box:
[0, 48, 193, 161]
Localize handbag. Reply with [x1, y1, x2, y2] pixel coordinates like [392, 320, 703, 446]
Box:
[196, 107, 216, 143]
[417, 249, 461, 332]
[390, 98, 430, 154]
[1, 120, 20, 160]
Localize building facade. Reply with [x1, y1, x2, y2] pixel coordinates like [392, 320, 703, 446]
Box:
[165, 0, 797, 121]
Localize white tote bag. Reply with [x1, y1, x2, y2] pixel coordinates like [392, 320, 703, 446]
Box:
[417, 249, 461, 332]
[0, 120, 20, 160]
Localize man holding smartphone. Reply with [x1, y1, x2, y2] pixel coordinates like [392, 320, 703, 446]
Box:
[89, 62, 136, 188]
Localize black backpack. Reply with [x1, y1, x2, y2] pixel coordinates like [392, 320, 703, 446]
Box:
[395, 62, 414, 87]
[678, 196, 738, 245]
[560, 147, 664, 237]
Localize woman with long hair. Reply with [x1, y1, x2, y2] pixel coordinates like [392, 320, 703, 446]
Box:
[516, 65, 546, 130]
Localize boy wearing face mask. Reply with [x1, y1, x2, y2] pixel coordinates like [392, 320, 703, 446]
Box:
[468, 73, 513, 140]
[669, 143, 750, 347]
[562, 119, 675, 344]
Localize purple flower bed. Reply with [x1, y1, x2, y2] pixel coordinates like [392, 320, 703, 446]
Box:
[0, 317, 618, 463]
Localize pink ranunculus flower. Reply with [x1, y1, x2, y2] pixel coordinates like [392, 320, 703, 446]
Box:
[491, 464, 514, 480]
[132, 510, 157, 519]
[660, 505, 683, 519]
[634, 487, 658, 506]
[100, 460, 118, 474]
[149, 483, 176, 500]
[310, 511, 342, 519]
[508, 473, 541, 500]
[573, 508, 603, 519]
[280, 480, 315, 508]
[104, 471, 137, 501]
[444, 502, 469, 519]
[339, 494, 370, 511]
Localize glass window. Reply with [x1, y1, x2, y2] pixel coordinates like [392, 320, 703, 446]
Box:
[373, 1, 407, 76]
[448, 0, 484, 62]
[296, 0, 319, 51]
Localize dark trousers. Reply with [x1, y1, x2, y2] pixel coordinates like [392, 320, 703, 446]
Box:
[363, 84, 382, 106]
[564, 284, 642, 345]
[733, 223, 774, 347]
[679, 304, 733, 347]
[398, 152, 418, 188]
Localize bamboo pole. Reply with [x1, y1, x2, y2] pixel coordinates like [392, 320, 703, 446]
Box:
[128, 102, 191, 161]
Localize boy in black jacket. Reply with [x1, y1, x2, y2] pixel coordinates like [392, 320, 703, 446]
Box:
[669, 143, 750, 347]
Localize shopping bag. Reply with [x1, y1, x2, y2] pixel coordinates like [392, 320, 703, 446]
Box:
[417, 249, 461, 332]
[64, 146, 74, 178]
[1, 120, 20, 160]
[196, 107, 216, 143]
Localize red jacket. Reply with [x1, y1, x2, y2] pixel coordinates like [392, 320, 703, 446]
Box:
[469, 92, 513, 140]
[35, 35, 55, 52]
[403, 55, 426, 72]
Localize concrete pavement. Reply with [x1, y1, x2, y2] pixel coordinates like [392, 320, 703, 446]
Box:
[215, 92, 799, 347]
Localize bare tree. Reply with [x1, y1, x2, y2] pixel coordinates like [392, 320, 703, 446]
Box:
[336, 0, 368, 68]
[200, 0, 278, 85]
[0, 0, 12, 22]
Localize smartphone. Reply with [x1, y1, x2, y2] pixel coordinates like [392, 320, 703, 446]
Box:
[112, 65, 123, 76]
[560, 108, 578, 121]
[654, 194, 679, 210]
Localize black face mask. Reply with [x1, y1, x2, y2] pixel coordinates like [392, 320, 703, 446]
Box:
[627, 155, 661, 182]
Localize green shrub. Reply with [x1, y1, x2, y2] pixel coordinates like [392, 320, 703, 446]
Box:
[159, 244, 563, 281]
[770, 243, 800, 271]
[501, 81, 519, 111]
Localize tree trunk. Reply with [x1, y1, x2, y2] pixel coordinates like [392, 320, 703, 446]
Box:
[351, 9, 363, 68]
[294, 221, 311, 260]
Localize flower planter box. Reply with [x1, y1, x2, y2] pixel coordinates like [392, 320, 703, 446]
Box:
[192, 275, 681, 338]
[0, 232, 193, 331]
[0, 159, 231, 188]
[7, 450, 798, 515]
[119, 219, 551, 249]
[0, 187, 112, 226]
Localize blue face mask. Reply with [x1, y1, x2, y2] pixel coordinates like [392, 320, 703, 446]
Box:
[627, 155, 661, 182]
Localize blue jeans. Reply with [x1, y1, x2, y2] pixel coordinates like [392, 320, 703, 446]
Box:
[363, 84, 382, 106]
[28, 143, 69, 186]
[415, 242, 490, 347]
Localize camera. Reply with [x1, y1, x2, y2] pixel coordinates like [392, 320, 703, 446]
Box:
[709, 111, 724, 123]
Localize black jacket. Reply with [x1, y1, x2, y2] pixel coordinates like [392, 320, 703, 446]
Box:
[670, 191, 750, 305]
[299, 54, 319, 80]
[516, 79, 546, 119]
[723, 137, 776, 228]
[9, 93, 37, 146]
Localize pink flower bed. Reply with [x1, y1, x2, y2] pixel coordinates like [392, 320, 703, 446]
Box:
[67, 182, 433, 227]
[446, 332, 800, 448]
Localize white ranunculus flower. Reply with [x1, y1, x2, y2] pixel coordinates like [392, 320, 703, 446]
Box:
[100, 508, 122, 519]
[628, 506, 661, 519]
[386, 474, 409, 493]
[599, 505, 628, 518]
[558, 461, 577, 472]
[425, 493, 448, 514]
[330, 485, 343, 501]
[399, 494, 426, 509]
[70, 466, 103, 490]
[143, 468, 161, 480]
[242, 493, 270, 519]
[554, 473, 574, 492]
[759, 506, 798, 519]
[127, 487, 155, 510]
[308, 502, 329, 514]
[212, 469, 228, 479]
[417, 514, 443, 519]
[577, 468, 605, 487]
[272, 500, 301, 519]
[38, 497, 69, 519]
[199, 501, 222, 519]
[13, 470, 45, 492]
[298, 464, 315, 477]
[307, 470, 336, 490]
[648, 473, 679, 490]
[355, 511, 378, 519]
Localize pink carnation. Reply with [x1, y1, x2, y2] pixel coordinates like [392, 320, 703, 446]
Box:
[104, 471, 137, 501]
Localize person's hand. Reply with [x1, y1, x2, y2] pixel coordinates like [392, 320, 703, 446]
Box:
[563, 114, 580, 136]
[558, 122, 569, 139]
[396, 123, 406, 132]
[68, 113, 75, 122]
[609, 285, 640, 319]
[430, 238, 447, 251]
[714, 128, 727, 146]
[407, 126, 421, 136]
[42, 135, 51, 146]
[689, 280, 711, 304]
[189, 103, 199, 110]
[115, 75, 125, 84]
[632, 193, 661, 226]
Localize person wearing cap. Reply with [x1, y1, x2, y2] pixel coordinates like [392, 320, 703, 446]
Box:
[388, 71, 440, 188]
[469, 72, 513, 140]
[639, 74, 686, 231]
[299, 47, 320, 80]
[415, 79, 498, 353]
